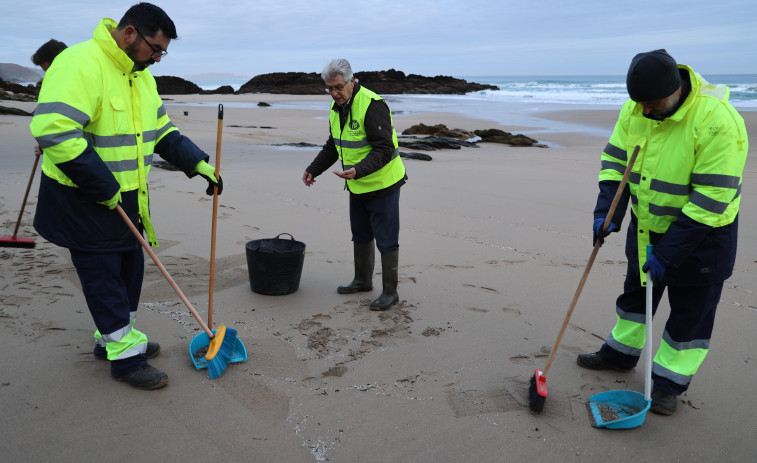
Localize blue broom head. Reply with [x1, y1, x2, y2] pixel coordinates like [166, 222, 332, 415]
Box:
[207, 327, 238, 379]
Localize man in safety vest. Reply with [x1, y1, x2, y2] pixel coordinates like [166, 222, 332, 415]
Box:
[29, 3, 223, 390]
[302, 59, 407, 311]
[577, 50, 748, 415]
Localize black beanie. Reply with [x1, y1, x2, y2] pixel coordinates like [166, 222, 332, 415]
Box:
[626, 49, 681, 102]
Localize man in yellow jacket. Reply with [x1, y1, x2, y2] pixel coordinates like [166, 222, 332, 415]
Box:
[578, 50, 748, 415]
[29, 3, 222, 390]
[302, 59, 406, 311]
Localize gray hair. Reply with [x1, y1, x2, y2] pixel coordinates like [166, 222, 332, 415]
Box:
[321, 59, 353, 82]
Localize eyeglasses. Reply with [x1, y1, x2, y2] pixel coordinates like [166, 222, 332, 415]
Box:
[325, 82, 349, 93]
[135, 27, 168, 58]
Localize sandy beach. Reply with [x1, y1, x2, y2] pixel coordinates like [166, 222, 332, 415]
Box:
[1, 93, 756, 462]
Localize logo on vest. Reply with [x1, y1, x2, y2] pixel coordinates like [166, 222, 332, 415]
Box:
[349, 120, 360, 130]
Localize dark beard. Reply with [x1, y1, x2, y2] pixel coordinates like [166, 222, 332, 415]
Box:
[125, 43, 154, 72]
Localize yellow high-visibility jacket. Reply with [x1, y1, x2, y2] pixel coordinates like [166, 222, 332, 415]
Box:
[598, 65, 748, 285]
[30, 18, 205, 251]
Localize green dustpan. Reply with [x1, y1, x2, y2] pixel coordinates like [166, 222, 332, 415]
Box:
[587, 245, 655, 430]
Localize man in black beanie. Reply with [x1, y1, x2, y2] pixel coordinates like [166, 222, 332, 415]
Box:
[576, 49, 749, 415]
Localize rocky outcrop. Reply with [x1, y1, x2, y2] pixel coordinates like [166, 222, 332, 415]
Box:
[155, 75, 203, 94]
[154, 76, 235, 95]
[0, 77, 39, 102]
[238, 72, 322, 95]
[238, 69, 498, 95]
[0, 105, 33, 116]
[402, 123, 542, 147]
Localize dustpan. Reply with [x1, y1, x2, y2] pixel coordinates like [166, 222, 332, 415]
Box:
[587, 245, 655, 429]
[189, 329, 248, 370]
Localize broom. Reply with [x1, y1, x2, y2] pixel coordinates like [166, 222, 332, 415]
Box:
[1, 151, 40, 248]
[116, 204, 237, 379]
[529, 145, 639, 413]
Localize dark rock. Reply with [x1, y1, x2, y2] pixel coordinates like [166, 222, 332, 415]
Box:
[473, 128, 539, 146]
[238, 69, 498, 95]
[257, 101, 271, 107]
[400, 152, 433, 161]
[239, 72, 322, 95]
[402, 123, 447, 135]
[203, 85, 234, 95]
[0, 105, 33, 116]
[154, 75, 203, 94]
[271, 142, 320, 148]
[402, 124, 541, 147]
[0, 77, 38, 101]
[398, 135, 478, 150]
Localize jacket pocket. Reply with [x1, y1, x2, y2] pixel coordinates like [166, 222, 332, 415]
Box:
[110, 96, 131, 135]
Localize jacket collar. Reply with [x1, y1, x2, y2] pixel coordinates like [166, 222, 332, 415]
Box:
[93, 18, 140, 75]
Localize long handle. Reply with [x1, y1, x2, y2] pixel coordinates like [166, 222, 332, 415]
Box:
[645, 244, 653, 401]
[116, 204, 213, 337]
[542, 145, 640, 376]
[13, 152, 41, 237]
[208, 104, 223, 328]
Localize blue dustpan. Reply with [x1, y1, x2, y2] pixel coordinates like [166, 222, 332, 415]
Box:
[587, 245, 655, 430]
[189, 329, 248, 370]
[586, 390, 651, 429]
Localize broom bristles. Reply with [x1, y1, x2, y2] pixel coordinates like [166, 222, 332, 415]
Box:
[0, 236, 35, 248]
[206, 326, 238, 379]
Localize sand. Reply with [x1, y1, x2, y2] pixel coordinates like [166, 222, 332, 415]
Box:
[1, 93, 756, 462]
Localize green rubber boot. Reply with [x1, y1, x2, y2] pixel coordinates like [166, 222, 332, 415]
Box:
[370, 250, 399, 311]
[337, 241, 375, 294]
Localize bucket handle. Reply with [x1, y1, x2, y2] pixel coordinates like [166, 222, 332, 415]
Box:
[274, 233, 296, 241]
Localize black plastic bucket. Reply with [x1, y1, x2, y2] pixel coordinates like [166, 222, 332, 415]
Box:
[245, 233, 306, 295]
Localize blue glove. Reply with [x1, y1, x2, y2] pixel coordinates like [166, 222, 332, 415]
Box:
[592, 218, 616, 245]
[642, 253, 666, 281]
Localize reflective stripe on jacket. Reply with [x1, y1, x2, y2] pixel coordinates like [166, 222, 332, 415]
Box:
[599, 65, 748, 285]
[330, 86, 405, 194]
[30, 18, 177, 249]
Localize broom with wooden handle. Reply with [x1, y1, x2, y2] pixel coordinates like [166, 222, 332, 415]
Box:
[1, 151, 40, 248]
[208, 104, 223, 328]
[529, 145, 640, 413]
[116, 204, 237, 379]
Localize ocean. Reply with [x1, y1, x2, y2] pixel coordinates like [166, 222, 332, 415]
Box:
[190, 74, 757, 107]
[175, 74, 757, 138]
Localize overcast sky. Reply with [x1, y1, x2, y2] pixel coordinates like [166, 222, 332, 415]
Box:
[2, 0, 756, 79]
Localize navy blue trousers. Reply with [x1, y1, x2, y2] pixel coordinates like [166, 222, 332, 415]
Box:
[69, 247, 147, 375]
[349, 189, 401, 254]
[600, 267, 723, 395]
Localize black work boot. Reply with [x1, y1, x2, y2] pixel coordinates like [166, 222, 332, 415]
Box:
[370, 250, 399, 311]
[576, 351, 634, 372]
[95, 342, 160, 360]
[337, 241, 375, 294]
[112, 364, 168, 390]
[650, 390, 678, 415]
